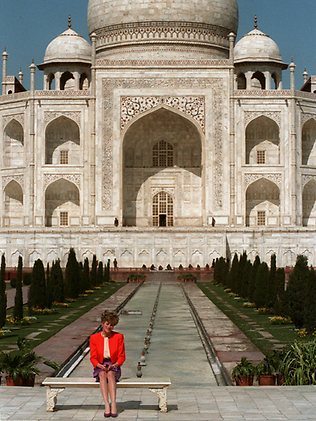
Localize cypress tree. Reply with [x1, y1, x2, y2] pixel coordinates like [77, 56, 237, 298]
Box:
[241, 259, 252, 299]
[267, 254, 277, 308]
[0, 254, 6, 328]
[303, 267, 316, 334]
[29, 258, 47, 310]
[65, 248, 80, 298]
[286, 255, 310, 328]
[237, 251, 248, 297]
[248, 255, 260, 302]
[253, 262, 269, 308]
[97, 261, 103, 286]
[104, 259, 111, 283]
[83, 257, 91, 290]
[228, 253, 239, 293]
[90, 254, 97, 288]
[46, 262, 53, 309]
[13, 255, 24, 321]
[51, 259, 65, 303]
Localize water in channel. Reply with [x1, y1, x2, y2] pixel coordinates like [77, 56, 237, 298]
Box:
[73, 283, 217, 388]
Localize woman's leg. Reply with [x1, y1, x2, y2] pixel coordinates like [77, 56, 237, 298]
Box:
[107, 370, 117, 414]
[99, 371, 111, 413]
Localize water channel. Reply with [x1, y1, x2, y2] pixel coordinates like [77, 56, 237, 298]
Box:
[72, 283, 218, 388]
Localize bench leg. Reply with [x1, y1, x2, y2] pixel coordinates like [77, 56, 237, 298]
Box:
[149, 387, 168, 413]
[46, 387, 64, 412]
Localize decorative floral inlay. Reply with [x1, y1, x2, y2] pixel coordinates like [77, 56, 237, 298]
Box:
[244, 111, 281, 127]
[2, 175, 24, 189]
[44, 111, 81, 126]
[244, 173, 282, 188]
[121, 96, 205, 132]
[302, 174, 316, 187]
[44, 174, 81, 189]
[3, 113, 24, 128]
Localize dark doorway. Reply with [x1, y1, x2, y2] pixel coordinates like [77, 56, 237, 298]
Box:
[159, 214, 167, 227]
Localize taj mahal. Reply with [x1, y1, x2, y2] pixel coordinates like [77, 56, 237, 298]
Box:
[0, 0, 315, 268]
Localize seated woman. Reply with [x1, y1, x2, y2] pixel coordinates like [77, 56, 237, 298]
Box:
[90, 310, 126, 418]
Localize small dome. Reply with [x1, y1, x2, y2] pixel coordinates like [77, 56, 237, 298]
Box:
[234, 28, 283, 65]
[43, 28, 91, 65]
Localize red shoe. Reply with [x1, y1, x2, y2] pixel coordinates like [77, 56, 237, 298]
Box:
[111, 413, 118, 418]
[104, 411, 111, 418]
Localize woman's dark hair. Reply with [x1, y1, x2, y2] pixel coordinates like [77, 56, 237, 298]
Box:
[101, 310, 119, 326]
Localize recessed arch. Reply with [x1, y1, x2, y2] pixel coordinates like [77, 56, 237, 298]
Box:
[3, 180, 23, 226]
[236, 72, 246, 90]
[60, 71, 75, 90]
[246, 178, 280, 227]
[246, 116, 280, 164]
[45, 116, 80, 164]
[123, 107, 202, 227]
[79, 73, 89, 90]
[251, 71, 266, 89]
[152, 191, 174, 227]
[302, 119, 316, 166]
[302, 179, 316, 226]
[45, 179, 80, 227]
[3, 119, 24, 167]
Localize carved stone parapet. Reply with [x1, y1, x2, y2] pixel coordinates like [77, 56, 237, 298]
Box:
[44, 111, 81, 126]
[96, 58, 231, 67]
[2, 175, 24, 189]
[121, 96, 205, 132]
[44, 174, 81, 189]
[3, 113, 25, 128]
[244, 111, 281, 127]
[244, 173, 282, 188]
[151, 187, 175, 197]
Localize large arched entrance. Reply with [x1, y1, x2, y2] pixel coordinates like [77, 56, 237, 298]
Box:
[122, 107, 202, 227]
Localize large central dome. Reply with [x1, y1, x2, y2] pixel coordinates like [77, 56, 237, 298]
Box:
[88, 0, 238, 60]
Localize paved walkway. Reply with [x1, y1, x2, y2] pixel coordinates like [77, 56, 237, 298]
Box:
[1, 281, 316, 420]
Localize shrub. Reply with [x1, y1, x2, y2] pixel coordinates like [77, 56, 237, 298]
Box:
[10, 278, 17, 288]
[269, 316, 292, 325]
[282, 339, 316, 385]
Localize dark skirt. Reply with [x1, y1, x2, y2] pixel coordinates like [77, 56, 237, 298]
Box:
[93, 358, 121, 383]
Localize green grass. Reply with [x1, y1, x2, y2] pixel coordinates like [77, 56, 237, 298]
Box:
[198, 282, 298, 355]
[1, 282, 125, 352]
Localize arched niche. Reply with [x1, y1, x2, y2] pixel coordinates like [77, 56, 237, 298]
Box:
[251, 71, 266, 89]
[47, 73, 55, 90]
[4, 180, 23, 226]
[246, 116, 280, 164]
[123, 107, 202, 227]
[302, 180, 316, 226]
[45, 179, 80, 227]
[60, 71, 75, 90]
[45, 116, 80, 164]
[246, 178, 280, 227]
[236, 73, 246, 90]
[79, 73, 89, 90]
[302, 119, 316, 166]
[3, 119, 24, 168]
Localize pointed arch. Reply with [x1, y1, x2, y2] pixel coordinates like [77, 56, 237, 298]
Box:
[123, 107, 202, 227]
[152, 191, 174, 227]
[45, 178, 80, 227]
[246, 178, 280, 227]
[302, 119, 316, 166]
[3, 180, 24, 226]
[251, 71, 265, 89]
[3, 119, 24, 167]
[246, 116, 280, 164]
[236, 72, 246, 90]
[45, 116, 80, 164]
[79, 73, 89, 90]
[302, 179, 316, 226]
[60, 71, 75, 90]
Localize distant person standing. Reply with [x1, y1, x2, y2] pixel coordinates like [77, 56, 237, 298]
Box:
[90, 310, 126, 418]
[212, 217, 216, 227]
[114, 218, 119, 227]
[113, 258, 118, 270]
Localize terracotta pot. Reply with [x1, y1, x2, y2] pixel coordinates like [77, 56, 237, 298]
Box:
[235, 376, 254, 386]
[6, 376, 24, 386]
[258, 375, 276, 386]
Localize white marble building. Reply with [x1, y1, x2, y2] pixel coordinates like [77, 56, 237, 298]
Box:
[0, 0, 315, 268]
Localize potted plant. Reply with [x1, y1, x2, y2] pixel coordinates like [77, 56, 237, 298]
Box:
[0, 337, 58, 387]
[231, 357, 256, 386]
[256, 356, 276, 386]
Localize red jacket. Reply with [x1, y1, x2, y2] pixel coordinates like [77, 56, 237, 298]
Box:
[89, 331, 126, 368]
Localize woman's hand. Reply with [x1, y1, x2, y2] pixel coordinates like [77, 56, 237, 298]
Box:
[97, 363, 109, 372]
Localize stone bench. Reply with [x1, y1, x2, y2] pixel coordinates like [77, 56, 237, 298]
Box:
[42, 377, 171, 413]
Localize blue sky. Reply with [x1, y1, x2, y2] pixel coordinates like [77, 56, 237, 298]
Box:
[0, 0, 315, 89]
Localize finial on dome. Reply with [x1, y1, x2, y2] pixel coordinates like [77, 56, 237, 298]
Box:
[68, 15, 72, 28]
[254, 15, 258, 29]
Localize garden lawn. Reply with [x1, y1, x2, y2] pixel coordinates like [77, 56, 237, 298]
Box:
[198, 282, 298, 355]
[1, 282, 125, 352]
